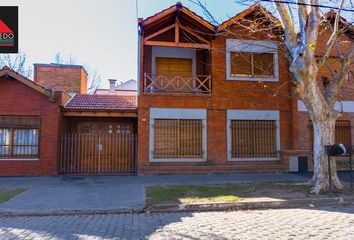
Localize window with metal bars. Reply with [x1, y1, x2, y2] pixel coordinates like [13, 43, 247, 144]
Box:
[230, 120, 277, 158]
[0, 116, 40, 159]
[153, 119, 203, 158]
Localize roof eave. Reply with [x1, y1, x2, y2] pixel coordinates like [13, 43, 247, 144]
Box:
[218, 4, 281, 32]
[0, 68, 54, 100]
[139, 3, 215, 32]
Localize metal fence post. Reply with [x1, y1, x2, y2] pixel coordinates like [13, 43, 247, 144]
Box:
[328, 153, 332, 192]
[97, 135, 101, 175]
[350, 146, 353, 192]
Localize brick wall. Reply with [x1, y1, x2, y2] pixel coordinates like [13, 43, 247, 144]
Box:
[34, 64, 88, 94]
[0, 77, 61, 176]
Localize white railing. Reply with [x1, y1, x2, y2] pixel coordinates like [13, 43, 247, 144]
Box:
[144, 73, 211, 94]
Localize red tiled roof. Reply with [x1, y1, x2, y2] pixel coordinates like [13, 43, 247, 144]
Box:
[64, 94, 137, 111]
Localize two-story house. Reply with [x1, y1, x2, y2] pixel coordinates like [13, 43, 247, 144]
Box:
[137, 3, 298, 174]
[1, 2, 352, 176]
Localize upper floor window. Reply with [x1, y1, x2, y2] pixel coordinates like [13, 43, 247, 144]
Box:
[226, 39, 279, 82]
[230, 52, 274, 77]
[155, 57, 193, 77]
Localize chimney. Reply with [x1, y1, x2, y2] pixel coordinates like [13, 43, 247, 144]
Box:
[108, 79, 117, 94]
[33, 63, 88, 94]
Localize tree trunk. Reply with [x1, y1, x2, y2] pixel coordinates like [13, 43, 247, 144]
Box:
[311, 118, 343, 194]
[294, 66, 343, 194]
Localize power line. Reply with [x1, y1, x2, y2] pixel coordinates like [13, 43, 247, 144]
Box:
[258, 0, 354, 12]
[136, 0, 139, 20]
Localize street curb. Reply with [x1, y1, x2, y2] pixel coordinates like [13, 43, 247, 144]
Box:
[0, 208, 142, 217]
[1, 197, 353, 217]
[144, 197, 354, 213]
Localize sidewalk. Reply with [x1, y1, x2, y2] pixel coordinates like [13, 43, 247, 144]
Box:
[0, 172, 351, 215]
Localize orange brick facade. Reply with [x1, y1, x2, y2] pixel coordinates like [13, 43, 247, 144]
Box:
[137, 3, 353, 175]
[137, 5, 297, 174]
[0, 76, 62, 176]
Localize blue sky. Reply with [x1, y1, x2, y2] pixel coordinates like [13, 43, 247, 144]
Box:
[1, 0, 250, 88]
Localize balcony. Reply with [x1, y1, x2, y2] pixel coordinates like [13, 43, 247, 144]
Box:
[144, 73, 211, 94]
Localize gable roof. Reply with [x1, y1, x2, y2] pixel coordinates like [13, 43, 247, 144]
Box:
[64, 94, 137, 111]
[218, 3, 281, 31]
[324, 10, 354, 40]
[0, 66, 53, 99]
[116, 79, 137, 91]
[139, 2, 215, 32]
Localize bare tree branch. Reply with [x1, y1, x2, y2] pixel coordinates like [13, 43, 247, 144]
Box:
[0, 51, 32, 78]
[324, 47, 354, 108]
[318, 0, 345, 67]
[273, 2, 297, 50]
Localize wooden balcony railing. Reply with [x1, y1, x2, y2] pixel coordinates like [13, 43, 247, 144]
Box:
[144, 73, 211, 94]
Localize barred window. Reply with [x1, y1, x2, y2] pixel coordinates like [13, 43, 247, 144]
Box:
[153, 119, 203, 158]
[309, 121, 351, 149]
[0, 116, 40, 159]
[231, 120, 277, 158]
[230, 52, 274, 77]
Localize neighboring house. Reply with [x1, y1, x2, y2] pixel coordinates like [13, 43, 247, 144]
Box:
[95, 79, 137, 96]
[137, 3, 297, 174]
[294, 12, 354, 171]
[0, 64, 137, 176]
[0, 66, 69, 175]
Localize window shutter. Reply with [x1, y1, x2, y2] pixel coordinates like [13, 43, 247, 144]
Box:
[155, 57, 192, 76]
[230, 52, 252, 76]
[253, 53, 274, 77]
[0, 116, 40, 128]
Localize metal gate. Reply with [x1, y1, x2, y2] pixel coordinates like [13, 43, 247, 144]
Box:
[59, 133, 137, 175]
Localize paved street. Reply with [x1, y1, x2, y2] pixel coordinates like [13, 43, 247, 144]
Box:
[1, 205, 354, 240]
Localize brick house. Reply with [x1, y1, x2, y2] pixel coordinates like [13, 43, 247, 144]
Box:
[0, 64, 137, 176]
[137, 2, 353, 175]
[0, 66, 67, 175]
[0, 3, 352, 176]
[137, 3, 298, 174]
[293, 12, 354, 171]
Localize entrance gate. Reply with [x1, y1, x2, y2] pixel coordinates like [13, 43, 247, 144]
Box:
[59, 133, 136, 175]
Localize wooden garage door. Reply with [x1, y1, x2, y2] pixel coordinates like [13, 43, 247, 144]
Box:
[155, 57, 193, 91]
[59, 122, 136, 175]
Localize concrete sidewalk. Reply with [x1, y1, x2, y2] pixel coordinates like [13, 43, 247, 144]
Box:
[0, 173, 317, 214]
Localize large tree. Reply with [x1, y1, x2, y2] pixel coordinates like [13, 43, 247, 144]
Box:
[273, 0, 353, 193]
[192, 0, 353, 193]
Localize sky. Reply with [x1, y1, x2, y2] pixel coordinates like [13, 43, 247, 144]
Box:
[1, 0, 350, 89]
[0, 0, 249, 88]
